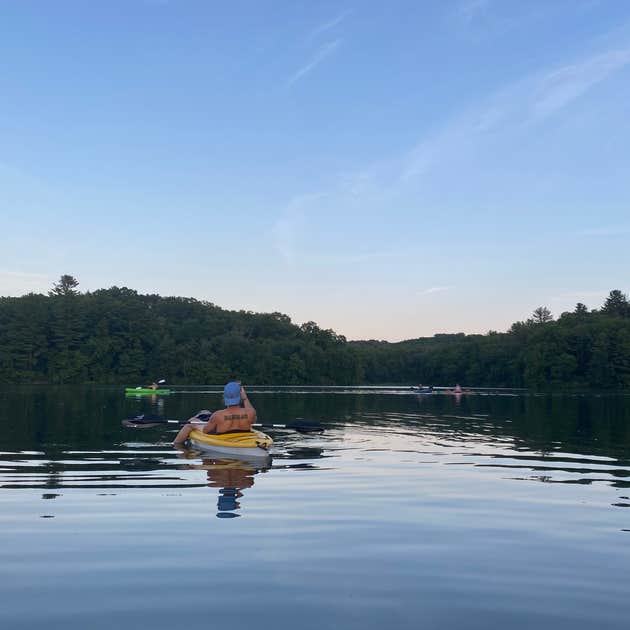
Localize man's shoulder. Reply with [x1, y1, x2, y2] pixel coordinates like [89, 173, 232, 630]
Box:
[217, 407, 253, 418]
[212, 408, 230, 419]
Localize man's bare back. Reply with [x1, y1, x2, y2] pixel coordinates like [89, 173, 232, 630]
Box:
[204, 405, 256, 434]
[173, 383, 256, 444]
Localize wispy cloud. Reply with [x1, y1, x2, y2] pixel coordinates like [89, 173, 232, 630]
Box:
[287, 40, 341, 86]
[402, 44, 630, 180]
[421, 286, 451, 295]
[275, 23, 630, 279]
[531, 49, 630, 122]
[308, 9, 352, 41]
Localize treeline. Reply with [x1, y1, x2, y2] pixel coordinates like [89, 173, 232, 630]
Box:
[355, 298, 630, 389]
[0, 277, 357, 385]
[0, 277, 629, 389]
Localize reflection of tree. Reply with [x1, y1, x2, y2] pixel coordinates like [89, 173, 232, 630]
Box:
[4, 388, 630, 501]
[6, 388, 630, 465]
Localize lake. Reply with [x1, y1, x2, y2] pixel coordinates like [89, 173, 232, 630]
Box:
[1, 386, 629, 629]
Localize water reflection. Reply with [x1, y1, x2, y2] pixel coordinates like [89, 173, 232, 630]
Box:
[2, 387, 630, 630]
[1, 387, 630, 517]
[175, 447, 271, 518]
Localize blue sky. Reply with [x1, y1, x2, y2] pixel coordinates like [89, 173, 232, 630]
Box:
[1, 0, 629, 340]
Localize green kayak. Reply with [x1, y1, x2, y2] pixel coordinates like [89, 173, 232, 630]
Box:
[125, 387, 171, 395]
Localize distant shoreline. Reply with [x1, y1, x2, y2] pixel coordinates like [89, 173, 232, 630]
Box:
[1, 284, 629, 390]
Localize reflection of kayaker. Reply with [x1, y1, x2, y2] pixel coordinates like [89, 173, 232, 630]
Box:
[444, 384, 468, 394]
[444, 384, 473, 403]
[176, 451, 270, 518]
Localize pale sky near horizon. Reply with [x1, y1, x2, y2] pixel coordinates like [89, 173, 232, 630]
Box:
[1, 1, 629, 341]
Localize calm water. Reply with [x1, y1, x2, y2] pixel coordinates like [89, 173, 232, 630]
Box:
[1, 386, 630, 629]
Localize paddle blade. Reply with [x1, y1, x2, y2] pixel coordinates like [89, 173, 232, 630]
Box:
[122, 415, 183, 427]
[293, 418, 324, 433]
[122, 419, 163, 429]
[293, 423, 324, 434]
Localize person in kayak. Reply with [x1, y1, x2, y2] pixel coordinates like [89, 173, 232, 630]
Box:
[173, 382, 256, 445]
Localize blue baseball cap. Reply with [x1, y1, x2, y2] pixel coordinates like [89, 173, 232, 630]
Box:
[224, 381, 241, 406]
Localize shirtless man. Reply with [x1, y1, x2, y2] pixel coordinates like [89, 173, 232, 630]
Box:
[173, 381, 256, 445]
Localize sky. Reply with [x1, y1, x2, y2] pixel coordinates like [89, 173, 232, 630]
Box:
[1, 0, 630, 341]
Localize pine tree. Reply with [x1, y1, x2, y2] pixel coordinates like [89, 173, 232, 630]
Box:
[49, 275, 80, 297]
[602, 290, 629, 318]
[532, 306, 553, 324]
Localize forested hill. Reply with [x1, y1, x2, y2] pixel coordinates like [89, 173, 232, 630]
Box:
[0, 284, 357, 385]
[1, 278, 629, 389]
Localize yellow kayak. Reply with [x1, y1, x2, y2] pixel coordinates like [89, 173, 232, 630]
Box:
[188, 429, 273, 458]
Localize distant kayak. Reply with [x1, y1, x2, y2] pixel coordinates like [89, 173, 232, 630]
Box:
[410, 387, 433, 394]
[125, 387, 171, 395]
[188, 429, 272, 458]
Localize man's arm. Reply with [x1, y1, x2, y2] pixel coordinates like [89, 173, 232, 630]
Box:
[202, 412, 219, 434]
[240, 386, 255, 412]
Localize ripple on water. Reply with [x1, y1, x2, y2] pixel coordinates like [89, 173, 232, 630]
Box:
[1, 393, 630, 629]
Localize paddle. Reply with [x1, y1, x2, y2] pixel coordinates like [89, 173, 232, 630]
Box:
[122, 413, 324, 434]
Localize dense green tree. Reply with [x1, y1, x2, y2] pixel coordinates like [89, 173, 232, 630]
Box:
[1, 285, 630, 389]
[49, 275, 80, 297]
[531, 306, 553, 324]
[602, 289, 630, 318]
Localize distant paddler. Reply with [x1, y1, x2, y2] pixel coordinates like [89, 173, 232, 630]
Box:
[416, 384, 433, 393]
[146, 378, 166, 390]
[444, 384, 465, 396]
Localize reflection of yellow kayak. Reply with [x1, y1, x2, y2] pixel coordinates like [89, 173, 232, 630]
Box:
[188, 429, 272, 458]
